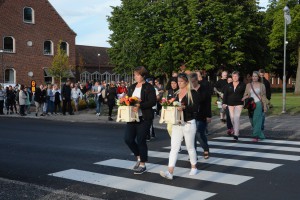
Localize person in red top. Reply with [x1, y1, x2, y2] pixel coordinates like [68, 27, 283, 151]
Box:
[117, 81, 128, 99]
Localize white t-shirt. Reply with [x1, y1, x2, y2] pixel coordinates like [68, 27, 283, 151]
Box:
[132, 87, 142, 116]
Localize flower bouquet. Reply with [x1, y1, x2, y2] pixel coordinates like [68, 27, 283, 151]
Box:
[159, 97, 184, 125]
[116, 96, 140, 122]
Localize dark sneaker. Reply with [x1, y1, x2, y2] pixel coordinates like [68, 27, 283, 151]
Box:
[233, 135, 238, 142]
[132, 160, 140, 170]
[134, 166, 146, 174]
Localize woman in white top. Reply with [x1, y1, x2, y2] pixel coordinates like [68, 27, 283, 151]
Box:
[71, 83, 83, 113]
[242, 71, 267, 142]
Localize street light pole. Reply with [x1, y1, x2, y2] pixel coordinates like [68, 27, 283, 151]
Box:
[97, 53, 101, 81]
[282, 6, 291, 114]
[0, 49, 4, 84]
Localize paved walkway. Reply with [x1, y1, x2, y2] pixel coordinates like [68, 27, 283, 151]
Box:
[1, 108, 300, 140]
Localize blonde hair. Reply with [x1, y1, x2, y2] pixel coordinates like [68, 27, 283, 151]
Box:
[175, 73, 194, 105]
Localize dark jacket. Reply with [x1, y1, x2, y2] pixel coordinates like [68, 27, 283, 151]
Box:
[127, 82, 157, 121]
[215, 79, 228, 98]
[106, 86, 117, 106]
[262, 77, 271, 100]
[167, 88, 178, 100]
[34, 87, 42, 103]
[195, 85, 212, 121]
[62, 84, 72, 100]
[223, 82, 246, 106]
[175, 90, 199, 122]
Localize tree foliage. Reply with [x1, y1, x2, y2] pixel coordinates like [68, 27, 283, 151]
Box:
[107, 0, 268, 78]
[49, 41, 74, 85]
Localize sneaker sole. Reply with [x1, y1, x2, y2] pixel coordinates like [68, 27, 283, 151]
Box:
[159, 172, 173, 180]
[134, 170, 146, 175]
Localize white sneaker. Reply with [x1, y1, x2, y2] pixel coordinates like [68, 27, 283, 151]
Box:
[160, 171, 173, 180]
[189, 168, 198, 176]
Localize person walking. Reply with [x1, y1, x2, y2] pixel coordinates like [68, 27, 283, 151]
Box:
[34, 84, 44, 117]
[242, 71, 267, 142]
[160, 73, 199, 180]
[222, 71, 246, 141]
[214, 71, 228, 123]
[124, 66, 156, 175]
[106, 81, 117, 121]
[223, 76, 234, 135]
[92, 81, 102, 116]
[166, 77, 179, 137]
[46, 84, 55, 115]
[259, 69, 271, 131]
[190, 73, 211, 159]
[53, 84, 62, 114]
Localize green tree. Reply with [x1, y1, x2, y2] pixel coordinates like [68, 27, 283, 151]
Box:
[267, 0, 300, 94]
[108, 0, 269, 78]
[49, 41, 74, 86]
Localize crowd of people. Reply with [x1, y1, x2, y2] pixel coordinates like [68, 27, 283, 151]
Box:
[0, 64, 271, 178]
[121, 65, 271, 178]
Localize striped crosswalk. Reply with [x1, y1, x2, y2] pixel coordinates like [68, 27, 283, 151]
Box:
[49, 137, 300, 200]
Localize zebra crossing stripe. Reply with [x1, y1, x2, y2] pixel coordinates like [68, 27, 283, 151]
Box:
[95, 159, 253, 185]
[49, 169, 216, 200]
[208, 141, 300, 153]
[214, 137, 300, 146]
[154, 150, 281, 170]
[208, 148, 300, 161]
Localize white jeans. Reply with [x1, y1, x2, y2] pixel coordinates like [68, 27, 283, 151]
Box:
[228, 105, 243, 136]
[169, 120, 197, 167]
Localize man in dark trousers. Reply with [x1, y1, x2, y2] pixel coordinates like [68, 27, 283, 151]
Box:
[259, 69, 271, 131]
[61, 79, 73, 115]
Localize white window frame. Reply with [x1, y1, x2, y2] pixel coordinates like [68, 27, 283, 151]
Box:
[60, 41, 69, 56]
[3, 36, 16, 53]
[43, 40, 54, 56]
[5, 68, 16, 84]
[23, 7, 35, 24]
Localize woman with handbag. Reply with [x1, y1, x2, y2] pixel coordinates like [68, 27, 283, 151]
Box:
[242, 71, 267, 142]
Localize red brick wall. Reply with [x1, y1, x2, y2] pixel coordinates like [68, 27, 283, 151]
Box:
[0, 0, 76, 86]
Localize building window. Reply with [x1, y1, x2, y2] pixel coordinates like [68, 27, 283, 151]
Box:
[24, 7, 35, 24]
[44, 40, 53, 55]
[44, 68, 53, 84]
[60, 41, 69, 56]
[3, 36, 15, 53]
[5, 68, 15, 84]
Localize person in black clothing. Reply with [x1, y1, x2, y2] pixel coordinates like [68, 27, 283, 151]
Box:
[190, 73, 212, 159]
[6, 86, 16, 114]
[106, 81, 117, 121]
[223, 76, 234, 135]
[34, 84, 44, 116]
[160, 73, 199, 180]
[124, 66, 156, 175]
[61, 80, 73, 115]
[222, 71, 246, 141]
[165, 71, 178, 91]
[214, 71, 228, 123]
[259, 69, 271, 131]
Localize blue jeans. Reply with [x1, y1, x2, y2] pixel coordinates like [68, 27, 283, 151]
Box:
[195, 120, 209, 152]
[96, 97, 102, 113]
[46, 100, 54, 114]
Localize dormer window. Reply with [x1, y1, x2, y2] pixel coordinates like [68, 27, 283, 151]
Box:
[44, 40, 53, 55]
[24, 7, 35, 24]
[3, 36, 15, 53]
[60, 41, 69, 56]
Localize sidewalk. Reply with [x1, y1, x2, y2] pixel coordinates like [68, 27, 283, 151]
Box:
[1, 109, 300, 140]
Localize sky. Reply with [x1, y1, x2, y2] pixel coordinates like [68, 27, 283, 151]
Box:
[48, 0, 269, 48]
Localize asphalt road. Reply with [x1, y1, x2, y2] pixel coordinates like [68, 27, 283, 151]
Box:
[0, 117, 300, 200]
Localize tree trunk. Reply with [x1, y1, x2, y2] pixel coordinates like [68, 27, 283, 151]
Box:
[294, 42, 300, 95]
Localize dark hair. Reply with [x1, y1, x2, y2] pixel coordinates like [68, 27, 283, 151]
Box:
[20, 84, 25, 90]
[258, 69, 265, 73]
[134, 66, 148, 78]
[178, 73, 189, 81]
[189, 73, 198, 81]
[170, 77, 178, 83]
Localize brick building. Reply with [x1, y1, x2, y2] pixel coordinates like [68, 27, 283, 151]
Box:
[0, 0, 76, 85]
